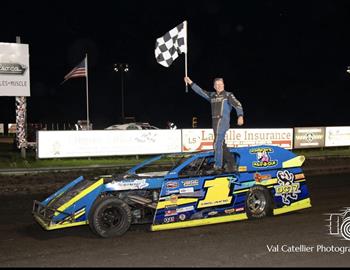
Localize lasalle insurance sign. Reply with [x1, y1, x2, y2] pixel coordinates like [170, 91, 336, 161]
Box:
[182, 128, 293, 152]
[0, 42, 30, 96]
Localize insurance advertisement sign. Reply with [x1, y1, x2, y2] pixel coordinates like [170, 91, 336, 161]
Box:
[182, 128, 293, 152]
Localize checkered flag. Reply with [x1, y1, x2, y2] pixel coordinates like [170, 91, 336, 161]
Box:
[155, 21, 187, 67]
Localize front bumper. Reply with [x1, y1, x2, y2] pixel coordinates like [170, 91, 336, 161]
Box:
[32, 200, 87, 230]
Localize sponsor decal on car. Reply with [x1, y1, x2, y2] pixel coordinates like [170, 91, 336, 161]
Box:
[239, 166, 247, 172]
[165, 189, 179, 195]
[179, 213, 187, 221]
[208, 211, 218, 216]
[164, 205, 178, 217]
[170, 194, 178, 203]
[250, 147, 278, 168]
[163, 216, 176, 223]
[180, 187, 194, 194]
[224, 208, 236, 214]
[178, 190, 205, 198]
[177, 205, 195, 213]
[166, 181, 178, 189]
[105, 179, 149, 190]
[274, 170, 300, 205]
[182, 179, 200, 187]
[254, 172, 272, 183]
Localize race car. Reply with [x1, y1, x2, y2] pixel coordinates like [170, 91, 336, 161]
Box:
[32, 145, 311, 238]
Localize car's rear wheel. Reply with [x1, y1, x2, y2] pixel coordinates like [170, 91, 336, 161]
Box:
[89, 196, 132, 238]
[245, 185, 273, 219]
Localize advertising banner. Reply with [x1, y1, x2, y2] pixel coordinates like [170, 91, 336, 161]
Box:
[325, 126, 350, 147]
[294, 127, 325, 148]
[7, 123, 16, 134]
[0, 42, 30, 96]
[182, 128, 293, 152]
[37, 130, 182, 158]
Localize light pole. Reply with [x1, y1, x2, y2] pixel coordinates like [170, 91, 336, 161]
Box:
[113, 63, 129, 123]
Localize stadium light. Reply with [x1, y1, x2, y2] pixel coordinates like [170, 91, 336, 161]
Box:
[113, 63, 129, 122]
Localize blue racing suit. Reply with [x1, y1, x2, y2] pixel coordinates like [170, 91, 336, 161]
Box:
[190, 82, 244, 169]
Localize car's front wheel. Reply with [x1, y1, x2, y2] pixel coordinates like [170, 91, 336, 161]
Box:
[89, 196, 132, 238]
[245, 185, 273, 219]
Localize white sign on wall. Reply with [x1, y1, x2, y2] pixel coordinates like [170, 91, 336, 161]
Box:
[7, 123, 16, 134]
[37, 130, 182, 158]
[182, 128, 293, 152]
[0, 42, 30, 96]
[0, 123, 3, 134]
[325, 126, 350, 147]
[294, 127, 325, 148]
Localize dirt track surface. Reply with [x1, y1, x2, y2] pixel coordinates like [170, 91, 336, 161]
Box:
[0, 169, 113, 195]
[0, 173, 350, 267]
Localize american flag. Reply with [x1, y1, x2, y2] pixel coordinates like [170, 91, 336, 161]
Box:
[64, 58, 86, 81]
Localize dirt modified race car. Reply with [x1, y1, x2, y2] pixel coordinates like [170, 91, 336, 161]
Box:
[33, 145, 311, 238]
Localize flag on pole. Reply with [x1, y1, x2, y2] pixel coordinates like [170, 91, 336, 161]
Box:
[64, 58, 87, 81]
[155, 21, 187, 67]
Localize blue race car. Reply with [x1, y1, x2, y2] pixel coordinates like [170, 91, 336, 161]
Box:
[32, 145, 311, 238]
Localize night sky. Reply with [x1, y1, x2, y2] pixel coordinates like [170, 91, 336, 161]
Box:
[1, 1, 350, 130]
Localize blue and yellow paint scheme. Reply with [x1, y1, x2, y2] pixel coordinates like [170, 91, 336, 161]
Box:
[151, 145, 311, 231]
[33, 176, 105, 230]
[33, 145, 311, 234]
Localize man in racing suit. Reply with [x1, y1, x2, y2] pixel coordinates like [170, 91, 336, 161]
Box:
[184, 76, 244, 172]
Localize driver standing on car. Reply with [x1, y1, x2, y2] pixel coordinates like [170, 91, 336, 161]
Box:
[184, 76, 244, 172]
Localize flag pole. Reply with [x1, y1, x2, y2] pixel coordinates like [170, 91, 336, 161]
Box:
[184, 20, 188, 93]
[85, 53, 90, 130]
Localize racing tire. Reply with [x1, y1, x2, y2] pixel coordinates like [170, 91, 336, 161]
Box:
[89, 196, 132, 238]
[245, 185, 273, 219]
